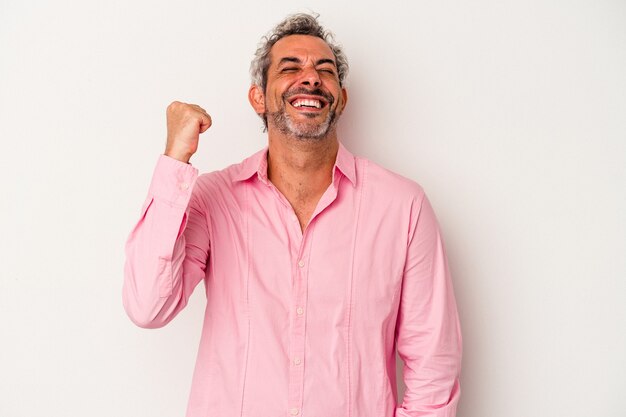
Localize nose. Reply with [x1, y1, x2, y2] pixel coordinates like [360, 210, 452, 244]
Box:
[300, 66, 321, 87]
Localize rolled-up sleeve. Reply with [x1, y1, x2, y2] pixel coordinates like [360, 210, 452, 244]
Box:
[122, 154, 210, 329]
[395, 192, 462, 417]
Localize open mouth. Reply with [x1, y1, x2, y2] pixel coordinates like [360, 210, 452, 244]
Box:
[288, 95, 329, 111]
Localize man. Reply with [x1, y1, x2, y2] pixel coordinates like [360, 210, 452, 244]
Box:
[123, 13, 462, 417]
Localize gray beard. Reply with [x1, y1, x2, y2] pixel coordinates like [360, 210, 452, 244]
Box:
[268, 102, 338, 140]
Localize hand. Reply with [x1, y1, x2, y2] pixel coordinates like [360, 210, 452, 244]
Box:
[164, 101, 212, 163]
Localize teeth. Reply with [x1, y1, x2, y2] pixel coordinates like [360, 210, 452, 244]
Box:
[293, 99, 321, 109]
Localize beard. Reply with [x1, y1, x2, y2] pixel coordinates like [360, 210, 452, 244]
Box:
[266, 87, 339, 140]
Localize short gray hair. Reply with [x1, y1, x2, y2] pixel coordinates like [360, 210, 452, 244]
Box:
[250, 13, 349, 92]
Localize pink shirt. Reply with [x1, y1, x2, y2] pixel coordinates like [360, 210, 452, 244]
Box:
[123, 142, 462, 417]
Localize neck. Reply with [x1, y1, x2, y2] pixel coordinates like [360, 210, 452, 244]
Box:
[266, 129, 339, 201]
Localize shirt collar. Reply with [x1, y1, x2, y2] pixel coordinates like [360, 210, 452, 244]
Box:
[232, 141, 356, 187]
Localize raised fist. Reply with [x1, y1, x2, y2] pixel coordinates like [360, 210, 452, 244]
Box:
[164, 101, 212, 163]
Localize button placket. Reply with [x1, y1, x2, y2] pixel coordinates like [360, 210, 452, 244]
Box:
[287, 221, 313, 416]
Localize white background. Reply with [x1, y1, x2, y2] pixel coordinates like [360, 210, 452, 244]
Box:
[1, 1, 624, 416]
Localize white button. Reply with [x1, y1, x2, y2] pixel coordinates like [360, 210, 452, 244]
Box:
[297, 260, 305, 268]
[180, 182, 189, 190]
[294, 357, 301, 365]
[290, 408, 299, 415]
[296, 307, 304, 315]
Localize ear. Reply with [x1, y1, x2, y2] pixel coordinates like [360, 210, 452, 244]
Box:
[248, 84, 266, 114]
[338, 87, 348, 114]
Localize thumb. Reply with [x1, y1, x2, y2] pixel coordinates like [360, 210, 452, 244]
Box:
[199, 114, 212, 133]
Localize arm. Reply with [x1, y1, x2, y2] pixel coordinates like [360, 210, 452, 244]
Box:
[123, 101, 213, 328]
[122, 154, 210, 328]
[395, 193, 463, 417]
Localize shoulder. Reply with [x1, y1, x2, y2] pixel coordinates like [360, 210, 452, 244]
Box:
[188, 152, 262, 211]
[355, 155, 425, 203]
[350, 154, 434, 244]
[195, 149, 264, 190]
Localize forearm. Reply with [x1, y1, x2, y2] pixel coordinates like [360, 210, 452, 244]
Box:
[122, 154, 206, 328]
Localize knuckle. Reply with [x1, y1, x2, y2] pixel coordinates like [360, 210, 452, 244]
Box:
[167, 101, 181, 113]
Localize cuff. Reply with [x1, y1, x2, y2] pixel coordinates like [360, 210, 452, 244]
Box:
[148, 154, 199, 207]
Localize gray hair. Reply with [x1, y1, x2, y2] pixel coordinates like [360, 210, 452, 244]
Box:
[250, 13, 349, 92]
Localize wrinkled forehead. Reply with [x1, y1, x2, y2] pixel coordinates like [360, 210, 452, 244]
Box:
[269, 34, 336, 67]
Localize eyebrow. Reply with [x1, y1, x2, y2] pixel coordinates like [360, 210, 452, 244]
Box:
[277, 57, 337, 67]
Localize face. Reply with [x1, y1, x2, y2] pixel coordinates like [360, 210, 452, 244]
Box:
[249, 34, 348, 140]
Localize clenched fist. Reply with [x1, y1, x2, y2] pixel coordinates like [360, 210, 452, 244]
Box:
[164, 101, 212, 163]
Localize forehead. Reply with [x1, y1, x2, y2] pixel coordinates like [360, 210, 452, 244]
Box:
[269, 34, 335, 66]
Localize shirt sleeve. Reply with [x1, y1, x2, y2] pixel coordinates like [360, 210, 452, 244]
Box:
[394, 192, 463, 417]
[122, 154, 210, 328]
